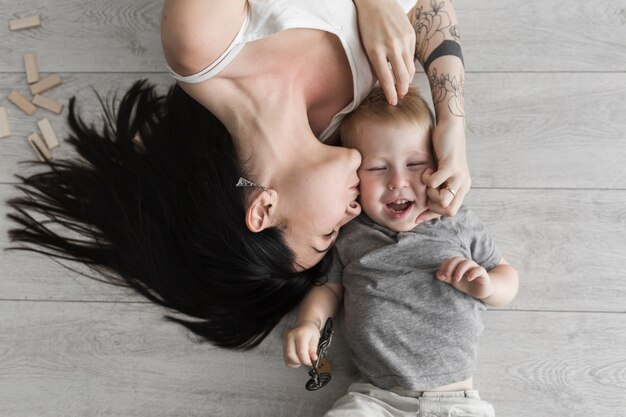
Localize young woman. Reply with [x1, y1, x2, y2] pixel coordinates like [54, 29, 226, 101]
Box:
[7, 0, 469, 349]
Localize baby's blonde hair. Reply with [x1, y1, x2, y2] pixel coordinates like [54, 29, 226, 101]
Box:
[340, 86, 435, 148]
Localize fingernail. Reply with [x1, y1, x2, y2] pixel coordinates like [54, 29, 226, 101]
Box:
[390, 98, 397, 106]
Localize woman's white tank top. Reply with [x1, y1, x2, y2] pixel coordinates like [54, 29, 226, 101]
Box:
[167, 0, 416, 141]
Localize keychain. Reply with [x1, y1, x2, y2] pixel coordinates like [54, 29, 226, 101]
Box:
[305, 317, 334, 391]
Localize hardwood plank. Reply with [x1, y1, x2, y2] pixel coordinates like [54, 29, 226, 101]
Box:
[0, 73, 172, 184]
[465, 189, 626, 313]
[477, 311, 626, 417]
[1, 72, 625, 187]
[0, 303, 358, 417]
[0, 303, 623, 417]
[1, 1, 625, 72]
[457, 0, 626, 72]
[411, 71, 626, 189]
[0, 0, 162, 73]
[2, 186, 625, 312]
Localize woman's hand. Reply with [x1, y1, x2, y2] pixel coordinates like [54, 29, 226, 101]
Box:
[353, 0, 416, 105]
[282, 321, 320, 368]
[421, 120, 470, 217]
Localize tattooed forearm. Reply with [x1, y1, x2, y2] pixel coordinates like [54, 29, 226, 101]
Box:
[412, 0, 465, 122]
[413, 0, 460, 64]
[429, 66, 465, 120]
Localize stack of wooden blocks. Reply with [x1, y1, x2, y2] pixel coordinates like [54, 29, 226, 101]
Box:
[1, 15, 63, 161]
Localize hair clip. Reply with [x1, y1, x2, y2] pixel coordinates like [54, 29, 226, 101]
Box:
[236, 177, 268, 192]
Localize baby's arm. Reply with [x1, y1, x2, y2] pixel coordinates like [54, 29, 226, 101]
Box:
[282, 283, 343, 368]
[437, 257, 519, 308]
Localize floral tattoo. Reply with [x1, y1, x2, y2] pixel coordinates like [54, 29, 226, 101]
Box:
[413, 0, 457, 63]
[413, 0, 465, 120]
[429, 68, 465, 119]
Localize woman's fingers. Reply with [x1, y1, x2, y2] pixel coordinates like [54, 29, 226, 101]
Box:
[352, 0, 416, 105]
[423, 165, 455, 190]
[373, 48, 415, 105]
[422, 167, 469, 216]
[371, 53, 398, 105]
[389, 52, 411, 98]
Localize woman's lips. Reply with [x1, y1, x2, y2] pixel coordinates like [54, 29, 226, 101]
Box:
[350, 181, 360, 195]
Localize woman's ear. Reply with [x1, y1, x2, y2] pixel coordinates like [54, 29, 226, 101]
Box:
[245, 189, 279, 232]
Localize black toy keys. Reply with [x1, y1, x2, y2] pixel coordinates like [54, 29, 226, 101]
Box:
[305, 317, 334, 391]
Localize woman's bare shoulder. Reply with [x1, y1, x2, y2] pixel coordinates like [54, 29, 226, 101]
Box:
[161, 0, 248, 76]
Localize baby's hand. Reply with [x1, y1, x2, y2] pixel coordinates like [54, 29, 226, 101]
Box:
[436, 257, 494, 300]
[282, 321, 320, 368]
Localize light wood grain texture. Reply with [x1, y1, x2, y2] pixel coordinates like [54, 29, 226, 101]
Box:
[0, 1, 624, 415]
[23, 52, 39, 84]
[7, 89, 36, 116]
[32, 94, 63, 113]
[9, 15, 41, 31]
[464, 189, 626, 313]
[29, 74, 62, 95]
[459, 0, 626, 72]
[2, 72, 625, 187]
[411, 71, 626, 189]
[1, 1, 626, 72]
[0, 73, 171, 184]
[27, 132, 51, 161]
[0, 106, 10, 138]
[2, 185, 625, 312]
[0, 303, 623, 417]
[36, 117, 59, 148]
[1, 0, 163, 73]
[477, 312, 626, 417]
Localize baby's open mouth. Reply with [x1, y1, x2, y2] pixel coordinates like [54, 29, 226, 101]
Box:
[386, 199, 414, 214]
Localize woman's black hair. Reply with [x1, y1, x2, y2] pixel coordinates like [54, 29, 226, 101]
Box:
[5, 80, 332, 349]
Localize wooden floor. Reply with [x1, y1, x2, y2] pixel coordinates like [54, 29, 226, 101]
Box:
[1, 1, 625, 416]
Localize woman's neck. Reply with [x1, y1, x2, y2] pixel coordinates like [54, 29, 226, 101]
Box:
[196, 28, 354, 179]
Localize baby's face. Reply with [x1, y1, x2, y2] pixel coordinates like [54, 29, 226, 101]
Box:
[351, 120, 436, 232]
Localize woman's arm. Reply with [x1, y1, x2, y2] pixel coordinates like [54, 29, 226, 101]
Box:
[161, 0, 247, 76]
[410, 0, 470, 219]
[282, 283, 343, 367]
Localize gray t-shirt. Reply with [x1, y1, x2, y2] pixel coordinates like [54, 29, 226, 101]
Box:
[327, 206, 502, 390]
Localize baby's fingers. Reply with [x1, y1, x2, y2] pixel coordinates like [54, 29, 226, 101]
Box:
[283, 327, 319, 368]
[296, 333, 319, 367]
[283, 337, 301, 368]
[437, 256, 463, 282]
[465, 266, 488, 282]
[451, 259, 479, 282]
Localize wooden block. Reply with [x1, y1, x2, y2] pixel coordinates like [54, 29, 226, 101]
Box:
[0, 107, 11, 138]
[32, 95, 63, 114]
[37, 118, 60, 149]
[7, 89, 36, 116]
[9, 15, 42, 31]
[23, 53, 40, 84]
[30, 74, 63, 95]
[28, 133, 52, 161]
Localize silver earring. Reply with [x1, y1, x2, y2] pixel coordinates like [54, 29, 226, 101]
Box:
[236, 177, 268, 192]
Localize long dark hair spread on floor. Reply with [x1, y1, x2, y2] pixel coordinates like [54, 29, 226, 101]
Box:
[5, 80, 332, 349]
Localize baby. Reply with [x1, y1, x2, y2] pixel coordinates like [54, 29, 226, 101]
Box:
[283, 87, 519, 416]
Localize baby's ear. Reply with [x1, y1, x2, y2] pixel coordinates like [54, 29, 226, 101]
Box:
[245, 189, 279, 232]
